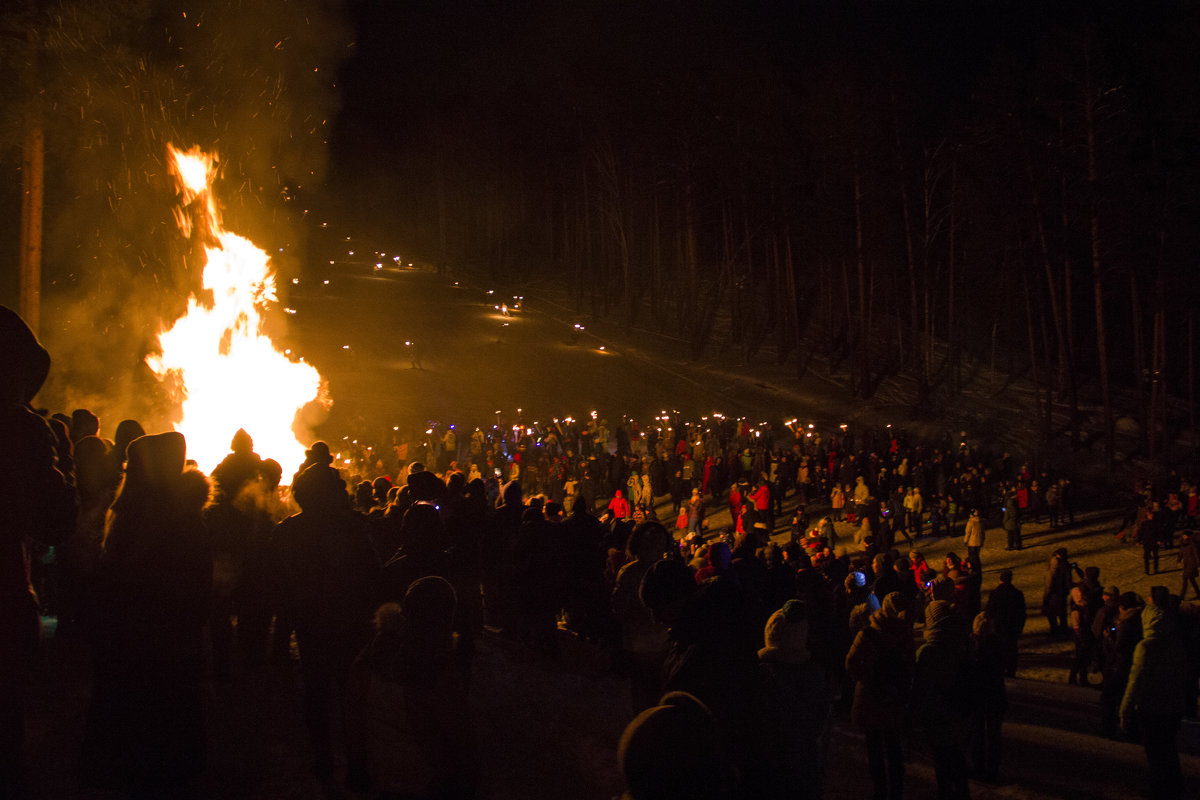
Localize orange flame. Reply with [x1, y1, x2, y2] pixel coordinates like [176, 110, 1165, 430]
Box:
[147, 144, 327, 478]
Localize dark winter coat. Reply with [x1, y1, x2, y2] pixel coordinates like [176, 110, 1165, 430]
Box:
[273, 507, 380, 670]
[1042, 553, 1072, 617]
[985, 581, 1026, 642]
[0, 305, 77, 618]
[81, 436, 212, 792]
[845, 599, 914, 732]
[913, 600, 972, 741]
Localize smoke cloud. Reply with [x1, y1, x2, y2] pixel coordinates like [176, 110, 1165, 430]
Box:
[5, 0, 351, 437]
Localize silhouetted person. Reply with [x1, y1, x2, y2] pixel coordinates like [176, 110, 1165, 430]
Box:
[81, 432, 212, 796]
[111, 418, 146, 472]
[69, 408, 99, 444]
[639, 558, 773, 794]
[846, 591, 914, 800]
[914, 600, 972, 800]
[346, 580, 477, 798]
[1099, 591, 1143, 739]
[1121, 594, 1188, 800]
[231, 458, 287, 667]
[0, 306, 77, 798]
[206, 429, 270, 678]
[1042, 548, 1071, 635]
[272, 463, 380, 781]
[211, 428, 263, 503]
[55, 435, 119, 637]
[760, 599, 835, 800]
[969, 611, 1008, 784]
[984, 569, 1026, 677]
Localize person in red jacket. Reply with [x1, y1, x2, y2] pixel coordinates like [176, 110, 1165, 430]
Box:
[608, 489, 632, 521]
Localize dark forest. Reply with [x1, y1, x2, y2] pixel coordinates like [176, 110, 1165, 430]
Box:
[4, 0, 1200, 465]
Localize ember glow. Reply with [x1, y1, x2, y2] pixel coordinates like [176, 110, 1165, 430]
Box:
[146, 144, 327, 478]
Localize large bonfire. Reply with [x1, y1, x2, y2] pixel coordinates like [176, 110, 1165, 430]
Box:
[146, 145, 326, 478]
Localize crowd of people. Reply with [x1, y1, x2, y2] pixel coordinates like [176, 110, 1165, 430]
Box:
[3, 303, 1200, 800]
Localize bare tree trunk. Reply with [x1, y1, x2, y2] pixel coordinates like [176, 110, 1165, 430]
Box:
[896, 123, 923, 397]
[826, 260, 836, 371]
[842, 257, 854, 378]
[19, 124, 44, 334]
[651, 195, 662, 322]
[1084, 84, 1114, 471]
[1131, 272, 1148, 455]
[854, 167, 869, 398]
[720, 200, 736, 350]
[1024, 277, 1048, 445]
[1190, 309, 1196, 461]
[580, 164, 594, 315]
[947, 154, 958, 395]
[1029, 168, 1076, 413]
[1150, 275, 1166, 461]
[1058, 109, 1081, 446]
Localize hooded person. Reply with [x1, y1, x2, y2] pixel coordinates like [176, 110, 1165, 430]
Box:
[913, 599, 972, 800]
[845, 591, 914, 800]
[211, 428, 264, 504]
[81, 432, 213, 794]
[759, 599, 834, 799]
[0, 306, 77, 795]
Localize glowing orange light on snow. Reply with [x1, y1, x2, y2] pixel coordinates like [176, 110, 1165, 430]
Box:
[146, 144, 327, 478]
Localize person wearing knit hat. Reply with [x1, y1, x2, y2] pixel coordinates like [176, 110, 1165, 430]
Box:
[760, 599, 811, 663]
[617, 692, 738, 800]
[759, 600, 833, 798]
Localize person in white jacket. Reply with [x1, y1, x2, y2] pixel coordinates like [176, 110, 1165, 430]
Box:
[964, 509, 985, 568]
